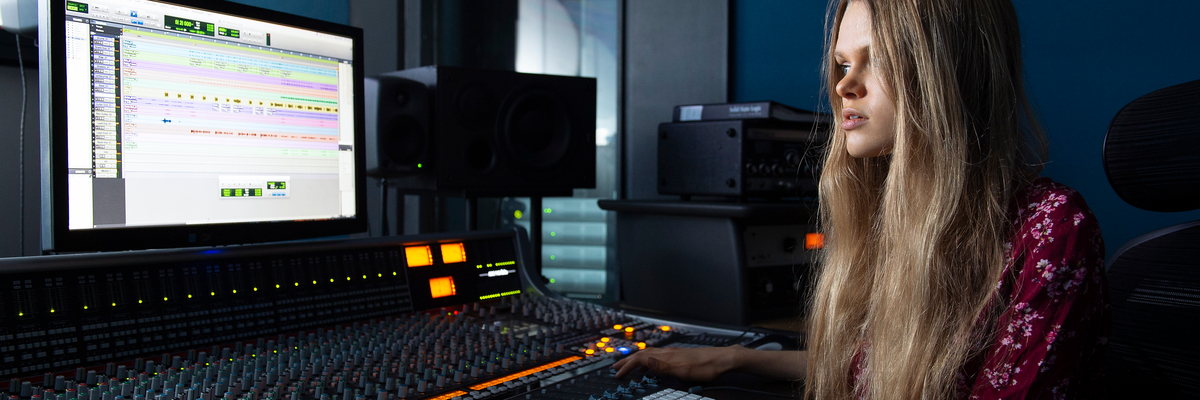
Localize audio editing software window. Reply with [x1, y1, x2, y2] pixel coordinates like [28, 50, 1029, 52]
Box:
[63, 0, 356, 230]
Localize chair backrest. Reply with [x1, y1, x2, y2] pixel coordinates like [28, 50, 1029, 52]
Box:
[1103, 79, 1200, 398]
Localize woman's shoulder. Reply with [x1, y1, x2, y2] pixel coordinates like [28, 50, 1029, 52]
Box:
[1010, 177, 1102, 254]
[1003, 176, 1105, 293]
[1003, 176, 1106, 302]
[1014, 177, 1094, 224]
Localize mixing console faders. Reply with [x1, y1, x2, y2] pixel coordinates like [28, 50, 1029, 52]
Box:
[0, 229, 796, 400]
[3, 295, 740, 400]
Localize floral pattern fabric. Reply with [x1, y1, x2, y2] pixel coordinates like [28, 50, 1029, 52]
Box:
[850, 177, 1111, 399]
[966, 177, 1110, 399]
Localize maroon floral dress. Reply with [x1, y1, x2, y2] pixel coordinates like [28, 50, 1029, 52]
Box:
[852, 177, 1111, 399]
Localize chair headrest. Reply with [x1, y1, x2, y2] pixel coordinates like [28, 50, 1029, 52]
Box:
[1103, 79, 1200, 212]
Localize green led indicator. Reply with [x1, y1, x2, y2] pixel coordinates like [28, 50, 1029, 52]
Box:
[417, 163, 423, 168]
[549, 278, 556, 284]
[544, 208, 552, 214]
[550, 232, 556, 237]
[549, 255, 556, 260]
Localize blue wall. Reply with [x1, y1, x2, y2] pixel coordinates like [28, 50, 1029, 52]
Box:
[224, 0, 349, 24]
[732, 0, 1200, 259]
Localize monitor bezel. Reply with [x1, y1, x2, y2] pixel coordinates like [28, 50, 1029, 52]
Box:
[39, 0, 369, 253]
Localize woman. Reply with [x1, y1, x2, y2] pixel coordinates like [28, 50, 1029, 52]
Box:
[613, 0, 1110, 398]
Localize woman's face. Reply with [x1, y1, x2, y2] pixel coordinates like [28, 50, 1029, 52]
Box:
[834, 1, 896, 158]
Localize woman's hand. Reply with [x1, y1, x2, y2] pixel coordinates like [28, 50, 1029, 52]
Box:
[613, 346, 808, 382]
[612, 345, 742, 382]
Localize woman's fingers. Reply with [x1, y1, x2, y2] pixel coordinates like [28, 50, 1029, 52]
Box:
[613, 351, 651, 379]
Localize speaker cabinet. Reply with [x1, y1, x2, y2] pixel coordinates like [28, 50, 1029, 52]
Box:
[366, 76, 431, 177]
[366, 66, 596, 197]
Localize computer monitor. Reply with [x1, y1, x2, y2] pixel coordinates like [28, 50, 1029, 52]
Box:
[39, 0, 367, 252]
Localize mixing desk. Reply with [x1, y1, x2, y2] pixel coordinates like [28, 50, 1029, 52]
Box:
[0, 228, 799, 400]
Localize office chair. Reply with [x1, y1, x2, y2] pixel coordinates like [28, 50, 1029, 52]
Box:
[1103, 78, 1200, 398]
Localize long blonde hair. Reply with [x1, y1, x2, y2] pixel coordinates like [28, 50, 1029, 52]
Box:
[803, 0, 1047, 398]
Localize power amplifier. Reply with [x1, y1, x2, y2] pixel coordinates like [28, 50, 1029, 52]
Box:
[657, 119, 828, 198]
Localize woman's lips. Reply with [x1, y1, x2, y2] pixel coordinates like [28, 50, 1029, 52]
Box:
[842, 108, 867, 130]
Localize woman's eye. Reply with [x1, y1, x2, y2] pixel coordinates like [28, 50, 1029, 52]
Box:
[839, 64, 851, 75]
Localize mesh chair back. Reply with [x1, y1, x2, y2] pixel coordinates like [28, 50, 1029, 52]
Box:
[1104, 78, 1200, 398]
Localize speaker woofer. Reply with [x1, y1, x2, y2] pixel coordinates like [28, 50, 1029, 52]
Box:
[501, 90, 572, 169]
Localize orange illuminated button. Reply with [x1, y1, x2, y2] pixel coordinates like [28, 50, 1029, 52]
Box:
[805, 233, 826, 250]
[601, 337, 611, 343]
[441, 243, 467, 264]
[624, 327, 635, 333]
[405, 245, 433, 267]
[605, 347, 614, 353]
[660, 326, 671, 332]
[429, 276, 457, 298]
[637, 342, 646, 349]
[613, 324, 623, 330]
[585, 349, 595, 355]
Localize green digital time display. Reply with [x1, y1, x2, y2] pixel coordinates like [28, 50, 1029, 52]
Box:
[66, 1, 88, 13]
[164, 15, 215, 36]
[217, 27, 241, 38]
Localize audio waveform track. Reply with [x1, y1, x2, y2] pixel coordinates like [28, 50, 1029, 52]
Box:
[118, 29, 342, 176]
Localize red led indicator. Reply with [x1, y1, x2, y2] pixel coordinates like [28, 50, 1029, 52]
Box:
[805, 233, 825, 250]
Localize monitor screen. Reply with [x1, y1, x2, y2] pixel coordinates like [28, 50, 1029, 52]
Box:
[41, 0, 368, 252]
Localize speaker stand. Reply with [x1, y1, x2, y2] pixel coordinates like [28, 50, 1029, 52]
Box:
[465, 196, 478, 231]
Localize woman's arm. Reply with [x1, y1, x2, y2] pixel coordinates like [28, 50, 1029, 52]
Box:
[612, 346, 807, 382]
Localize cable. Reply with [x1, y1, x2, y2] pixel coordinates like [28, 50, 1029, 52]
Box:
[699, 386, 797, 399]
[16, 34, 27, 256]
[728, 327, 752, 344]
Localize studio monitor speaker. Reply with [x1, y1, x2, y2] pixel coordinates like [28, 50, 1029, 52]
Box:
[366, 66, 596, 197]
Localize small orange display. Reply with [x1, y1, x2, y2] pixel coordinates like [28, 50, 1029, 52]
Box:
[405, 245, 433, 267]
[429, 276, 457, 298]
[440, 243, 467, 264]
[805, 233, 826, 250]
